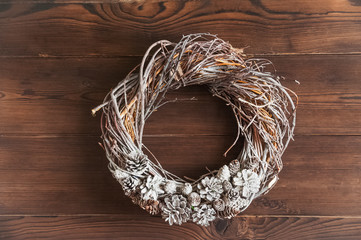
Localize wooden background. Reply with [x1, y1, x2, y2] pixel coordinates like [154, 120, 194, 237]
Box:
[1, 0, 361, 239]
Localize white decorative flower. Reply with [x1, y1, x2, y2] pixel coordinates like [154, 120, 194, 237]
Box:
[140, 175, 164, 200]
[197, 176, 223, 201]
[217, 165, 230, 181]
[232, 169, 260, 198]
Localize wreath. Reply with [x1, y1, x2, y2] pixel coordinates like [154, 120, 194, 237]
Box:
[92, 33, 297, 226]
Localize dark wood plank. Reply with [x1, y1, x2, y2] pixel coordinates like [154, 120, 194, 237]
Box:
[0, 135, 360, 216]
[0, 0, 359, 238]
[1, 1, 361, 56]
[0, 55, 360, 135]
[1, 215, 361, 240]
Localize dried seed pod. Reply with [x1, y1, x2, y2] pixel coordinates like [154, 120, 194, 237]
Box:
[222, 180, 232, 192]
[164, 181, 177, 194]
[229, 159, 240, 176]
[213, 199, 226, 211]
[182, 183, 193, 196]
[188, 192, 201, 207]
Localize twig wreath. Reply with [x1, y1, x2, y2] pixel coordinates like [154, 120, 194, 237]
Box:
[92, 33, 297, 227]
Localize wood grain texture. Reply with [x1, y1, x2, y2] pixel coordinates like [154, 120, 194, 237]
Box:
[1, 0, 361, 56]
[1, 215, 361, 240]
[0, 135, 360, 216]
[1, 0, 361, 238]
[1, 55, 361, 136]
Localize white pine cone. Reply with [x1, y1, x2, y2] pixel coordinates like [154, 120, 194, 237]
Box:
[197, 176, 223, 201]
[213, 199, 225, 211]
[222, 180, 232, 192]
[139, 175, 164, 200]
[223, 191, 249, 211]
[229, 159, 240, 176]
[225, 189, 240, 202]
[217, 165, 231, 181]
[192, 204, 216, 227]
[181, 183, 193, 196]
[125, 151, 148, 175]
[161, 195, 191, 225]
[188, 192, 201, 207]
[233, 169, 261, 198]
[164, 181, 177, 194]
[121, 177, 139, 196]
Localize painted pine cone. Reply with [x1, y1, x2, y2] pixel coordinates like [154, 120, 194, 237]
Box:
[162, 195, 191, 225]
[192, 204, 216, 227]
[197, 176, 223, 201]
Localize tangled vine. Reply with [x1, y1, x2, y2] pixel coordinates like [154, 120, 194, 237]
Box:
[92, 33, 297, 227]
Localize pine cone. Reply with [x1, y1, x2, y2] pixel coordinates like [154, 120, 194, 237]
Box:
[192, 204, 216, 227]
[143, 200, 161, 215]
[188, 192, 201, 207]
[133, 197, 161, 215]
[217, 206, 241, 219]
[161, 195, 191, 225]
[217, 165, 230, 181]
[213, 199, 225, 211]
[197, 176, 223, 201]
[139, 175, 164, 200]
[121, 177, 139, 196]
[181, 183, 193, 196]
[233, 197, 249, 210]
[225, 188, 240, 202]
[229, 159, 240, 176]
[233, 169, 260, 198]
[222, 180, 232, 192]
[125, 151, 148, 175]
[223, 192, 249, 211]
[131, 194, 142, 206]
